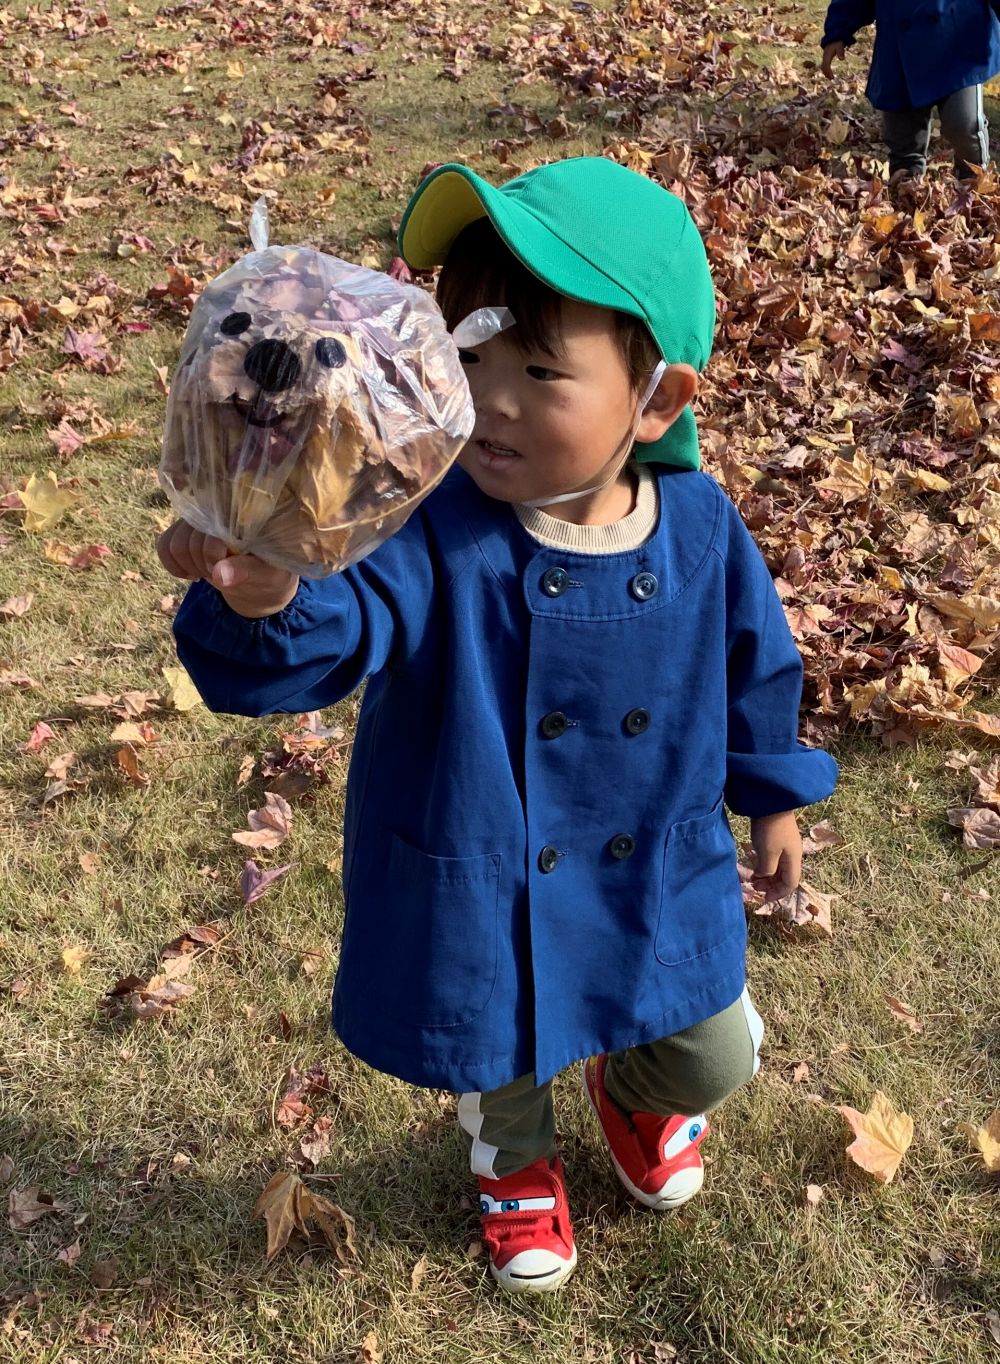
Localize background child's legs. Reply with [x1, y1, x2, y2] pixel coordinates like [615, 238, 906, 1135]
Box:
[604, 988, 764, 1118]
[937, 86, 990, 178]
[458, 990, 764, 1177]
[882, 105, 933, 177]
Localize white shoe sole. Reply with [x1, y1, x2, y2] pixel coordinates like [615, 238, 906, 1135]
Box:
[581, 1063, 705, 1211]
[490, 1244, 578, 1293]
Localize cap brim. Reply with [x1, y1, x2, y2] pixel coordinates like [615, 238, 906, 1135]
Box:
[399, 164, 641, 321]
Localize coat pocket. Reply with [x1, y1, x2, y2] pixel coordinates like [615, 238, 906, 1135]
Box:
[655, 798, 744, 966]
[360, 833, 502, 1028]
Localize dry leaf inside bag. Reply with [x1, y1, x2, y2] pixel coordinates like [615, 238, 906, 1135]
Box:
[158, 242, 474, 577]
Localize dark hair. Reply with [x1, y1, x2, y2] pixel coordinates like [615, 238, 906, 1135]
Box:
[436, 217, 660, 391]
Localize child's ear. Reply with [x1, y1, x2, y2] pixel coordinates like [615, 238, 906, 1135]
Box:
[635, 363, 698, 445]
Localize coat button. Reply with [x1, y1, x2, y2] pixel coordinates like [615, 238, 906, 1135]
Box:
[541, 566, 570, 597]
[541, 710, 569, 739]
[609, 833, 636, 860]
[624, 707, 650, 735]
[630, 571, 658, 601]
[539, 845, 560, 873]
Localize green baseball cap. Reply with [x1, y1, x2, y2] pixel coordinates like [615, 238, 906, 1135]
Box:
[398, 156, 715, 469]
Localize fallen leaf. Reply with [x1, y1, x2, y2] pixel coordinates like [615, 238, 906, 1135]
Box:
[43, 540, 112, 570]
[161, 665, 202, 711]
[232, 792, 293, 850]
[884, 994, 923, 1034]
[804, 1183, 824, 1206]
[297, 948, 324, 976]
[957, 1111, 1000, 1172]
[836, 1091, 913, 1184]
[113, 743, 149, 788]
[45, 751, 77, 780]
[791, 1061, 811, 1084]
[60, 945, 88, 975]
[0, 669, 39, 688]
[801, 820, 844, 855]
[21, 471, 76, 532]
[410, 1252, 430, 1291]
[253, 1169, 358, 1264]
[236, 753, 256, 786]
[754, 879, 834, 936]
[947, 806, 1000, 850]
[26, 721, 56, 753]
[79, 852, 100, 875]
[0, 592, 33, 618]
[56, 1238, 82, 1267]
[89, 1257, 118, 1289]
[240, 859, 295, 904]
[299, 1115, 334, 1167]
[9, 1186, 70, 1231]
[0, 1155, 14, 1183]
[358, 1330, 381, 1364]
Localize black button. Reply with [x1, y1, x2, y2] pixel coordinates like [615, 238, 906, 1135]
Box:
[624, 707, 650, 735]
[539, 845, 560, 873]
[541, 711, 569, 739]
[630, 571, 658, 601]
[609, 833, 636, 860]
[541, 566, 570, 597]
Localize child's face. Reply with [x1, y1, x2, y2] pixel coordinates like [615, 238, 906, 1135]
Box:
[456, 298, 646, 508]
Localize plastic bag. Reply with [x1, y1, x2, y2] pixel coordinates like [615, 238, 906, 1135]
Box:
[159, 236, 474, 577]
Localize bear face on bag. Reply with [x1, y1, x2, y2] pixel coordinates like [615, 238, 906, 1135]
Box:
[159, 244, 473, 576]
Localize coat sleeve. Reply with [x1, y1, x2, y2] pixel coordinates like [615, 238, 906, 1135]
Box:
[821, 0, 876, 46]
[172, 517, 436, 717]
[718, 501, 838, 818]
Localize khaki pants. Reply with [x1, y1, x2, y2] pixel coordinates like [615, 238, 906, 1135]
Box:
[458, 989, 764, 1179]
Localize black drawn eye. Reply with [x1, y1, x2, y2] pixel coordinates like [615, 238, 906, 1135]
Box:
[221, 311, 252, 337]
[315, 337, 347, 368]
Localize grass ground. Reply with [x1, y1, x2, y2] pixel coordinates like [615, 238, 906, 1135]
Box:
[1, 1, 998, 1362]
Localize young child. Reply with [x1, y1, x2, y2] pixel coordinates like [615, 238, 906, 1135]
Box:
[820, 0, 1000, 180]
[158, 158, 838, 1294]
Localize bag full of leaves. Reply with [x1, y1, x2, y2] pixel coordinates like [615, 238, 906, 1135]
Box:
[158, 200, 474, 577]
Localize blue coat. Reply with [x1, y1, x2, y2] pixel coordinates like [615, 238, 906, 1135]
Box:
[822, 0, 1000, 109]
[173, 467, 838, 1092]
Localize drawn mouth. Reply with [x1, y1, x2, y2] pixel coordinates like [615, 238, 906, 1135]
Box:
[231, 394, 286, 428]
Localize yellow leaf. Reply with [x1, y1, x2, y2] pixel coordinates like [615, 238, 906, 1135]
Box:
[825, 116, 849, 145]
[227, 60, 245, 79]
[836, 1091, 913, 1184]
[61, 945, 88, 975]
[903, 467, 951, 494]
[161, 665, 203, 711]
[814, 453, 874, 503]
[22, 471, 76, 533]
[958, 1112, 1000, 1172]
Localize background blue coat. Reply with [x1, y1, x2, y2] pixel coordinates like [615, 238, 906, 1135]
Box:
[822, 0, 1000, 109]
[174, 468, 837, 1092]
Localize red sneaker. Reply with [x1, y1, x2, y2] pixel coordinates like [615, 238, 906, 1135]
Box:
[582, 1054, 708, 1210]
[477, 1155, 578, 1292]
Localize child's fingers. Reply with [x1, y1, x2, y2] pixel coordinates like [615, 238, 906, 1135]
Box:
[210, 553, 290, 594]
[157, 520, 199, 579]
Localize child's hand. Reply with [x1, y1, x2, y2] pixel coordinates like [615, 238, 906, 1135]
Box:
[749, 810, 802, 896]
[820, 41, 846, 78]
[156, 520, 300, 619]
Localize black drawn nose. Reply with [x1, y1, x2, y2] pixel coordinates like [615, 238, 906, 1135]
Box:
[243, 338, 301, 392]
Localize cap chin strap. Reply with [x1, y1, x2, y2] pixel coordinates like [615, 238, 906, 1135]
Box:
[521, 360, 668, 509]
